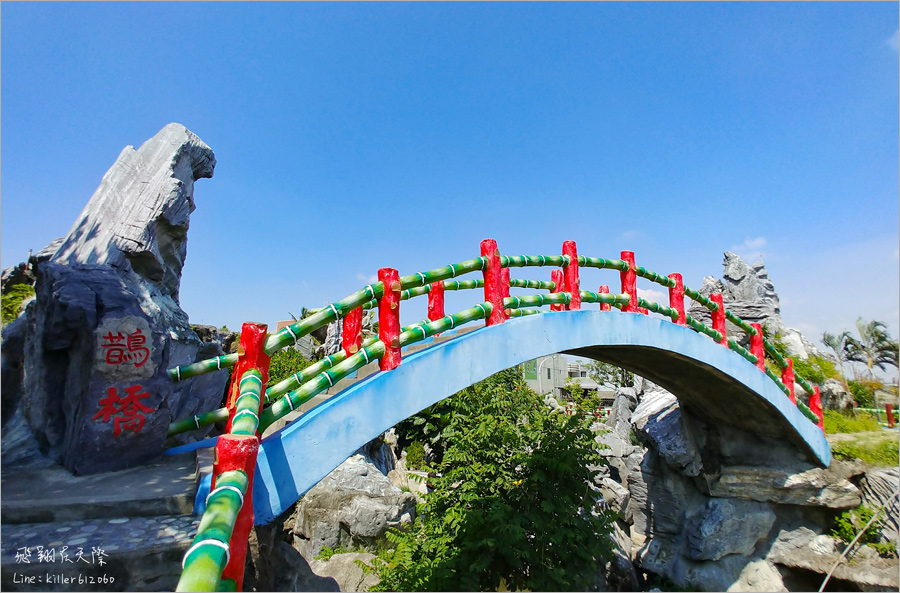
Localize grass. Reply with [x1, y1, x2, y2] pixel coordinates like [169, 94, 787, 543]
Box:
[824, 410, 881, 434]
[831, 437, 899, 467]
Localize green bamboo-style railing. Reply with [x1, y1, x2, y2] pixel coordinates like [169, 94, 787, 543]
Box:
[168, 251, 825, 443]
[174, 247, 829, 592]
[177, 468, 249, 591]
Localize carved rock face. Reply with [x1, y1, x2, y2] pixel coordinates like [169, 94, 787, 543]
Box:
[18, 124, 226, 475]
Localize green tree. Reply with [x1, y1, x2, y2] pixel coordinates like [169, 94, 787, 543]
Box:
[1, 284, 34, 325]
[368, 368, 613, 591]
[822, 330, 853, 390]
[843, 319, 899, 380]
[584, 360, 633, 389]
[267, 348, 313, 385]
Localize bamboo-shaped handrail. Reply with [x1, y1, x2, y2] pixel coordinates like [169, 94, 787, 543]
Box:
[177, 469, 249, 591]
[167, 247, 826, 442]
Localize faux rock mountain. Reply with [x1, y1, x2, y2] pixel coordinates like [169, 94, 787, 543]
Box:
[689, 251, 824, 362]
[4, 123, 228, 474]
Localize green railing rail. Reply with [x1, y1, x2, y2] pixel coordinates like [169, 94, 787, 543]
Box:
[172, 241, 826, 591]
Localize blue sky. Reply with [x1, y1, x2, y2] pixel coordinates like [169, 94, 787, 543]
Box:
[3, 3, 898, 372]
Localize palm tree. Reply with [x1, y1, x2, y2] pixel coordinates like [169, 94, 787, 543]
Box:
[842, 318, 899, 380]
[822, 330, 853, 390]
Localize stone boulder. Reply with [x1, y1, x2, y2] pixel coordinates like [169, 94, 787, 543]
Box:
[290, 450, 417, 561]
[631, 389, 703, 477]
[12, 124, 226, 474]
[685, 498, 775, 561]
[860, 466, 900, 543]
[705, 461, 864, 508]
[820, 378, 854, 410]
[311, 553, 380, 592]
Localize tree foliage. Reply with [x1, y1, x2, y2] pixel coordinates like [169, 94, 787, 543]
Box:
[368, 368, 613, 592]
[843, 318, 899, 378]
[267, 348, 313, 385]
[1, 283, 34, 325]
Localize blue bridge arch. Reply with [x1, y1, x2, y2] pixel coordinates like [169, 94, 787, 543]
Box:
[252, 309, 831, 524]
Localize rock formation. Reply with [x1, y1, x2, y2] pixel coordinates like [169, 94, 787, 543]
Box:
[5, 123, 227, 474]
[590, 382, 899, 592]
[689, 251, 825, 364]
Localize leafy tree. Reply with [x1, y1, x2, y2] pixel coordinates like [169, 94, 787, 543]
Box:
[1, 284, 34, 325]
[843, 319, 899, 379]
[822, 330, 853, 390]
[584, 360, 633, 389]
[367, 368, 613, 591]
[267, 348, 313, 385]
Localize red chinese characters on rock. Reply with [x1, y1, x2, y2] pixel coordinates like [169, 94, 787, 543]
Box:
[101, 329, 150, 368]
[92, 384, 156, 436]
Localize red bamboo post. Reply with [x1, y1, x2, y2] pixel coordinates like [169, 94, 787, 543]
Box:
[638, 307, 649, 315]
[378, 267, 402, 371]
[810, 386, 825, 431]
[481, 239, 508, 326]
[710, 293, 727, 346]
[427, 280, 445, 322]
[501, 268, 511, 299]
[886, 403, 896, 429]
[782, 358, 796, 405]
[750, 323, 766, 371]
[225, 323, 270, 430]
[619, 251, 638, 313]
[550, 270, 564, 312]
[598, 285, 611, 311]
[667, 273, 686, 325]
[342, 307, 363, 355]
[562, 240, 581, 311]
[218, 321, 270, 590]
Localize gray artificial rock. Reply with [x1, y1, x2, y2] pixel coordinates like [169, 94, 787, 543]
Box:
[705, 461, 863, 508]
[820, 378, 854, 410]
[768, 526, 899, 591]
[15, 124, 226, 474]
[685, 498, 775, 561]
[599, 477, 632, 520]
[310, 553, 380, 592]
[1, 316, 27, 427]
[631, 389, 703, 477]
[290, 452, 417, 560]
[860, 466, 900, 543]
[323, 320, 343, 356]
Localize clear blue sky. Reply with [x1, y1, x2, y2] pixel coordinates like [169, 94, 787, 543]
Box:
[3, 3, 898, 371]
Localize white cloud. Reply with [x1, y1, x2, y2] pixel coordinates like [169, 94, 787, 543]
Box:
[638, 288, 667, 304]
[619, 230, 640, 242]
[888, 29, 899, 53]
[356, 273, 378, 284]
[729, 236, 767, 263]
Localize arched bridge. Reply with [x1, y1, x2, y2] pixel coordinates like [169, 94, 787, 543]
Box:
[166, 239, 829, 592]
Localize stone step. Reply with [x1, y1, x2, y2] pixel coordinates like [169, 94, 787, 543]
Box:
[0, 514, 199, 592]
[1, 449, 212, 525]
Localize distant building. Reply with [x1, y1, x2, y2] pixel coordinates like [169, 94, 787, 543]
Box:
[522, 354, 615, 406]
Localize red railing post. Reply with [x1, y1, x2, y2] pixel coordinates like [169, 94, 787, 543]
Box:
[710, 293, 727, 346]
[810, 386, 825, 431]
[598, 285, 611, 311]
[501, 268, 511, 300]
[782, 358, 796, 405]
[480, 239, 508, 326]
[619, 251, 638, 313]
[886, 403, 896, 429]
[218, 321, 270, 590]
[562, 240, 581, 311]
[550, 270, 564, 312]
[427, 280, 445, 324]
[638, 306, 649, 315]
[750, 323, 766, 371]
[378, 267, 402, 371]
[342, 306, 363, 355]
[667, 273, 686, 325]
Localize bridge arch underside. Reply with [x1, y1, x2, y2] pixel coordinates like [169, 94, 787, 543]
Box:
[253, 310, 830, 524]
